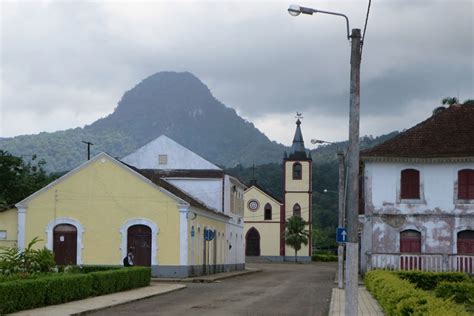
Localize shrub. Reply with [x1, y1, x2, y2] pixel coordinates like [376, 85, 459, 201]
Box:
[396, 271, 470, 290]
[0, 267, 150, 314]
[0, 237, 55, 275]
[365, 270, 468, 316]
[76, 265, 121, 273]
[312, 254, 338, 262]
[43, 274, 92, 305]
[90, 267, 150, 296]
[0, 278, 49, 314]
[435, 281, 474, 305]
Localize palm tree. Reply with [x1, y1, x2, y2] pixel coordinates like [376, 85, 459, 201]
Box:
[441, 97, 459, 106]
[284, 216, 309, 263]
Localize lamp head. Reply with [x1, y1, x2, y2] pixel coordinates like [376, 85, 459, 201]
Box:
[288, 4, 301, 16]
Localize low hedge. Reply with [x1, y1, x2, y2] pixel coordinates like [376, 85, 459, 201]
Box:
[365, 270, 468, 316]
[435, 280, 474, 305]
[0, 267, 150, 314]
[66, 265, 121, 274]
[396, 270, 470, 290]
[312, 254, 338, 262]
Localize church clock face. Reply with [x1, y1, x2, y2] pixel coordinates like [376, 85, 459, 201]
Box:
[248, 199, 259, 211]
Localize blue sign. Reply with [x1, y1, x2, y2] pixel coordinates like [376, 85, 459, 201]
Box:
[204, 229, 215, 241]
[336, 227, 348, 243]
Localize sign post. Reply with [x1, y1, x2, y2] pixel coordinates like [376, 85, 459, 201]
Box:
[336, 227, 348, 243]
[204, 229, 215, 275]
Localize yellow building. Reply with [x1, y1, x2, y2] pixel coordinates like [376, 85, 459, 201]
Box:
[0, 152, 243, 277]
[244, 119, 312, 261]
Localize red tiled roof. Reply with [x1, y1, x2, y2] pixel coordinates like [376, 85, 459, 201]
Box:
[361, 104, 474, 158]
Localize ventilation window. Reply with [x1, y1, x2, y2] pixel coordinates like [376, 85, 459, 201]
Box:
[158, 154, 168, 165]
[401, 169, 420, 199]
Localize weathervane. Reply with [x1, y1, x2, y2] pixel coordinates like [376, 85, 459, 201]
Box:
[295, 112, 303, 120]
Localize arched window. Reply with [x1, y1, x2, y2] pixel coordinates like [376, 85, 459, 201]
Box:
[264, 203, 272, 220]
[458, 169, 474, 200]
[457, 230, 474, 254]
[400, 230, 421, 253]
[293, 162, 302, 180]
[401, 169, 420, 199]
[293, 203, 301, 217]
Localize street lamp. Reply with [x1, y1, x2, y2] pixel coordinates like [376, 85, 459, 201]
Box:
[311, 139, 334, 145]
[287, 5, 350, 39]
[288, 4, 362, 315]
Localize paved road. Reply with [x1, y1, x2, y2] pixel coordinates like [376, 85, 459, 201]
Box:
[92, 262, 336, 316]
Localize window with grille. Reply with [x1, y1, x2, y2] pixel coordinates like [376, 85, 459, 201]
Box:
[264, 203, 272, 220]
[457, 230, 474, 254]
[400, 230, 421, 253]
[293, 203, 301, 217]
[400, 169, 420, 199]
[458, 169, 474, 200]
[293, 163, 302, 180]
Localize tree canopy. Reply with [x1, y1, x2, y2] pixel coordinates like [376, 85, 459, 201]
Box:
[0, 151, 57, 210]
[285, 215, 309, 262]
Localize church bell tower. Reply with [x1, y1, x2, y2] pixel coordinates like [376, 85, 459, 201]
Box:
[283, 118, 312, 258]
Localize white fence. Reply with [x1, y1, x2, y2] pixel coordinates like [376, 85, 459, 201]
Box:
[369, 253, 473, 274]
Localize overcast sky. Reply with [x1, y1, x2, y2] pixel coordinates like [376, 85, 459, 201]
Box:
[1, 0, 473, 146]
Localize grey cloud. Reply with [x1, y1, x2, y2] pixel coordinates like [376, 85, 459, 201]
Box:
[1, 1, 472, 140]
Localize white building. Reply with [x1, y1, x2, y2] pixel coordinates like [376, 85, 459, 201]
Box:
[360, 104, 474, 274]
[122, 135, 246, 271]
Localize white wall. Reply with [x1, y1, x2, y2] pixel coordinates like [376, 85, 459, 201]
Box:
[362, 161, 474, 258]
[366, 161, 474, 214]
[167, 178, 223, 212]
[122, 135, 220, 170]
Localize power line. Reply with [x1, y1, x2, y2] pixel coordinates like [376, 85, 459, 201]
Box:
[361, 0, 372, 54]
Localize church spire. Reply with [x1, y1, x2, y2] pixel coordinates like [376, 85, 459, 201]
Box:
[288, 118, 308, 160]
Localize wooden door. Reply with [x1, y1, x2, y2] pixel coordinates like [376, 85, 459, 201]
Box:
[127, 225, 151, 266]
[53, 224, 77, 265]
[245, 227, 260, 256]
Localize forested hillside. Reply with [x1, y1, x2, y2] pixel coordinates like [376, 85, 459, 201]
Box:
[0, 72, 286, 172]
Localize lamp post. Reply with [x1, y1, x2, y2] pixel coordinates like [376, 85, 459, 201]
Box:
[289, 5, 362, 315]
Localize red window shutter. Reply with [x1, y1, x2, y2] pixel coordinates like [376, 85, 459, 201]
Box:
[458, 169, 474, 199]
[400, 230, 421, 253]
[401, 169, 420, 199]
[457, 230, 474, 254]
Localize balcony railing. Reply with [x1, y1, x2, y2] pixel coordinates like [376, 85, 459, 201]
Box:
[369, 253, 474, 274]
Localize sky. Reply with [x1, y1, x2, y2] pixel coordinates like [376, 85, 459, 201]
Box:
[1, 0, 473, 146]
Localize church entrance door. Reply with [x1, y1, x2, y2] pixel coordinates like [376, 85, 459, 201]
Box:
[245, 227, 260, 256]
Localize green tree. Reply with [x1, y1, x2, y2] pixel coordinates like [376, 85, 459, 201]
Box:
[284, 216, 309, 263]
[441, 96, 459, 105]
[0, 150, 56, 209]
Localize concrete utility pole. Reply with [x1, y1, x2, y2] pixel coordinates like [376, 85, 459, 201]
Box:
[345, 28, 362, 316]
[288, 5, 366, 314]
[337, 151, 345, 289]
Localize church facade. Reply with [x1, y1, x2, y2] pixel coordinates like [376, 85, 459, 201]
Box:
[244, 119, 312, 261]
